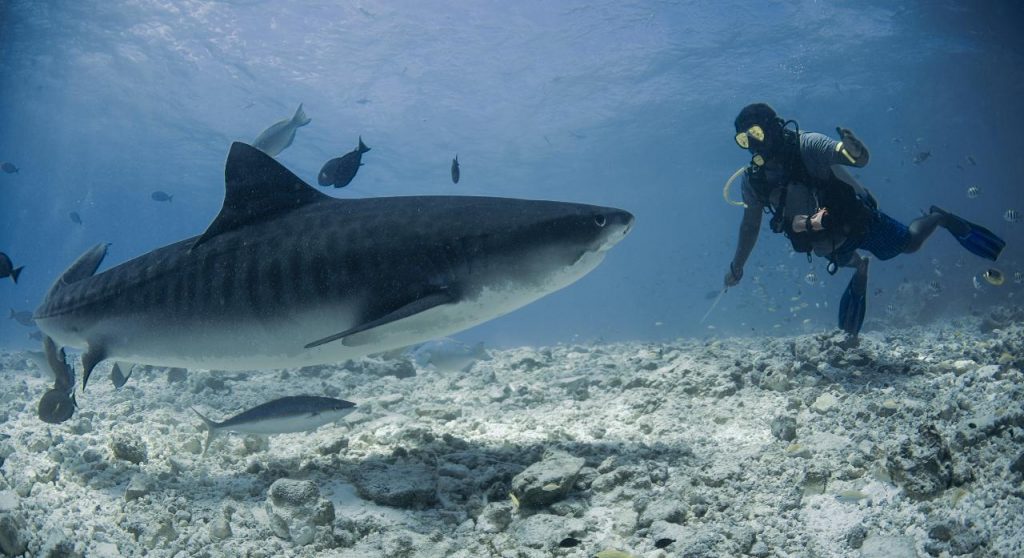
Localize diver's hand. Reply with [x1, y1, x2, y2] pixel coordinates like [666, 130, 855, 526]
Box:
[724, 263, 743, 287]
[810, 207, 828, 231]
[836, 127, 865, 159]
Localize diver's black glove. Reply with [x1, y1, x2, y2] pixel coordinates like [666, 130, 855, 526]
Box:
[836, 127, 866, 159]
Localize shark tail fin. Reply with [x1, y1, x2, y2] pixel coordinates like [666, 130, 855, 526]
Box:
[10, 267, 23, 283]
[292, 103, 312, 127]
[357, 136, 370, 153]
[191, 407, 219, 456]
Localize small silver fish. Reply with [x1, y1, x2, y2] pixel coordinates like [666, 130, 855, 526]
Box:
[1004, 209, 1020, 223]
[982, 268, 1004, 286]
[804, 272, 817, 285]
[966, 186, 980, 199]
[9, 308, 34, 327]
[885, 304, 897, 315]
[192, 395, 356, 454]
[972, 276, 983, 290]
[413, 338, 490, 373]
[252, 103, 312, 157]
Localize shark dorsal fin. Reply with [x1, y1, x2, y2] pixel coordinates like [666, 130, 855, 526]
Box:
[191, 142, 329, 251]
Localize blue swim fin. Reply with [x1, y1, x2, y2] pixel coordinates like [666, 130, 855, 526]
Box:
[838, 271, 867, 337]
[930, 206, 1005, 261]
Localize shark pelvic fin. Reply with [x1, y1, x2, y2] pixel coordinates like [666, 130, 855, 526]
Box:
[304, 291, 457, 349]
[191, 142, 330, 252]
[81, 344, 108, 391]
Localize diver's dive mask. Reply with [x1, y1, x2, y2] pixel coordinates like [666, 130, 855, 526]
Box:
[735, 125, 765, 150]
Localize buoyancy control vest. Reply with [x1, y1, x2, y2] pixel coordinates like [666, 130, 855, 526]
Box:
[747, 128, 877, 268]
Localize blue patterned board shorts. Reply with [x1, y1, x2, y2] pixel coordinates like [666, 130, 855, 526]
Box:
[852, 209, 911, 261]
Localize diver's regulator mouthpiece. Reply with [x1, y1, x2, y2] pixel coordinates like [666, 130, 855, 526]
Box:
[723, 166, 747, 208]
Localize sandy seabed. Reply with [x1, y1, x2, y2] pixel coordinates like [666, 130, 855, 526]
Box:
[1, 317, 1023, 558]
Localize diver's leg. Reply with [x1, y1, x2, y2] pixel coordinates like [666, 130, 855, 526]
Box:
[903, 213, 944, 253]
[839, 250, 868, 276]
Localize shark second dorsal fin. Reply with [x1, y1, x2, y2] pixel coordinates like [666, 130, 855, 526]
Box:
[191, 142, 330, 251]
[44, 243, 109, 300]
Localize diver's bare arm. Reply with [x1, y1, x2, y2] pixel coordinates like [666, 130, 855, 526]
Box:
[731, 205, 763, 271]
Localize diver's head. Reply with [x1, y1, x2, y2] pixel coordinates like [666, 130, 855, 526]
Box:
[734, 103, 785, 165]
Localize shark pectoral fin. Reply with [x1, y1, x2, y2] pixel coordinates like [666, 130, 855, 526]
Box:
[81, 344, 108, 391]
[305, 292, 457, 349]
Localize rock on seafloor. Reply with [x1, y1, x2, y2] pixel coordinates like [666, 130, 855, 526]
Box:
[511, 451, 585, 508]
[0, 318, 1023, 556]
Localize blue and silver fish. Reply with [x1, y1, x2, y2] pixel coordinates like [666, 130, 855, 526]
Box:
[191, 395, 356, 454]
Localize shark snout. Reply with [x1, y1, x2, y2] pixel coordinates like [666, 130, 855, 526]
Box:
[592, 208, 634, 251]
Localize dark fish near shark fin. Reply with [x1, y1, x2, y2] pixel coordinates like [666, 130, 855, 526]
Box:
[317, 136, 371, 189]
[38, 335, 77, 424]
[305, 291, 457, 349]
[38, 389, 76, 424]
[191, 142, 332, 252]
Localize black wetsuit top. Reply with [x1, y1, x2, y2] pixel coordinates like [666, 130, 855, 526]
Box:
[740, 131, 874, 258]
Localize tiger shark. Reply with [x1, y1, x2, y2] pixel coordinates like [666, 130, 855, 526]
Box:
[34, 142, 633, 398]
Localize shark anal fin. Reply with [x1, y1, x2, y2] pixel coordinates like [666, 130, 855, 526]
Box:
[305, 292, 456, 349]
[111, 361, 134, 389]
[191, 143, 331, 252]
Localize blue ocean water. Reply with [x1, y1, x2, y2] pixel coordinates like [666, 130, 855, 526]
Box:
[1, 1, 1022, 350]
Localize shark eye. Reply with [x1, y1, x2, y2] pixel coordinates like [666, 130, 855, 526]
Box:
[594, 215, 607, 228]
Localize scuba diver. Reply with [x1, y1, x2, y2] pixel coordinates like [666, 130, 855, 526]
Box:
[722, 103, 1005, 338]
